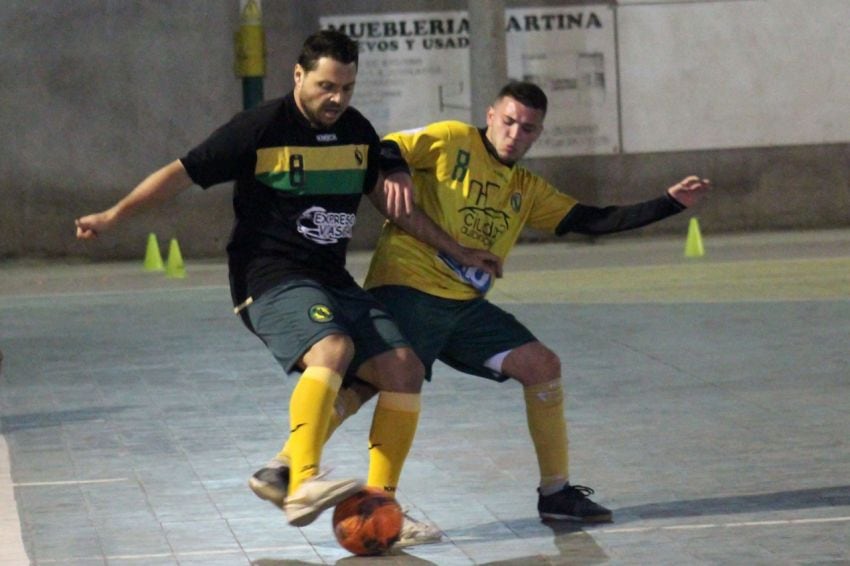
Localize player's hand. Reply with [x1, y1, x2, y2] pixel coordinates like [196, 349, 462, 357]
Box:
[667, 176, 711, 208]
[75, 210, 115, 240]
[454, 246, 503, 279]
[383, 171, 414, 217]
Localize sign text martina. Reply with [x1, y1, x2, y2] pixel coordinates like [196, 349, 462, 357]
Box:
[322, 9, 604, 52]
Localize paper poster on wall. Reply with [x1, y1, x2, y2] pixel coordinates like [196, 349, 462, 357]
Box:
[505, 6, 619, 157]
[320, 12, 471, 136]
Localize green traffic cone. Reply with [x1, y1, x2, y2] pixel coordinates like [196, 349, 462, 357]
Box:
[684, 217, 705, 258]
[143, 233, 164, 272]
[165, 238, 186, 278]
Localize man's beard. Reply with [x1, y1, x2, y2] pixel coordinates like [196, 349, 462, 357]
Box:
[300, 97, 342, 128]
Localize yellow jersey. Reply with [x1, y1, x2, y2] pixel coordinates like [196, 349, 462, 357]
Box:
[365, 120, 578, 300]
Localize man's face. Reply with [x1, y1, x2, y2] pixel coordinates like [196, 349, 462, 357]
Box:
[485, 96, 544, 163]
[293, 56, 357, 128]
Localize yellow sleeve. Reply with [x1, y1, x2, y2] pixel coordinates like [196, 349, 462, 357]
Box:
[384, 121, 469, 170]
[517, 167, 579, 234]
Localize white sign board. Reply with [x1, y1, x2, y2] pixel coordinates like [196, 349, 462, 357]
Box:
[320, 12, 471, 136]
[505, 6, 619, 157]
[618, 0, 850, 152]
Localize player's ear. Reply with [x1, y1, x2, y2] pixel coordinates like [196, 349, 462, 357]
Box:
[293, 64, 304, 87]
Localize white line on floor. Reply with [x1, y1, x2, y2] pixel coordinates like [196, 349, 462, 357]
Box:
[0, 434, 29, 565]
[598, 515, 850, 535]
[13, 477, 130, 488]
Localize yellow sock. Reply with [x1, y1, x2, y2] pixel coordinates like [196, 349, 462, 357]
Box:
[277, 383, 364, 464]
[286, 366, 342, 494]
[367, 392, 420, 496]
[524, 380, 569, 492]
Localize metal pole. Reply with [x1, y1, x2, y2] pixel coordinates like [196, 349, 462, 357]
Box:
[234, 0, 265, 109]
[468, 0, 507, 125]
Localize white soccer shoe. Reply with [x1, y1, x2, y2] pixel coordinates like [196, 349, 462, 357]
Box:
[284, 474, 363, 527]
[393, 510, 444, 548]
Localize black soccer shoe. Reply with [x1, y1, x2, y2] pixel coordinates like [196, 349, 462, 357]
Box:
[248, 459, 290, 509]
[538, 484, 613, 523]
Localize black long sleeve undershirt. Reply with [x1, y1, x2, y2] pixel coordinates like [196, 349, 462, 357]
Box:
[381, 138, 686, 237]
[379, 140, 411, 177]
[555, 194, 686, 236]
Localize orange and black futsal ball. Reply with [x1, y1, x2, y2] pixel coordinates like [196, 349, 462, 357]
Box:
[332, 488, 403, 556]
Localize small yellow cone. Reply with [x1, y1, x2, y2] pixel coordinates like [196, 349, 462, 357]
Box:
[143, 233, 165, 272]
[684, 217, 705, 258]
[165, 238, 186, 278]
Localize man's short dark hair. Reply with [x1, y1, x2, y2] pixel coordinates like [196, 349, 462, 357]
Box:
[496, 81, 548, 115]
[298, 29, 359, 72]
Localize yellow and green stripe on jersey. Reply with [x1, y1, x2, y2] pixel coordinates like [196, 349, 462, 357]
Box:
[254, 144, 369, 195]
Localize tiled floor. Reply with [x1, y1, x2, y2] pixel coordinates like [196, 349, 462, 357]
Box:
[2, 229, 849, 565]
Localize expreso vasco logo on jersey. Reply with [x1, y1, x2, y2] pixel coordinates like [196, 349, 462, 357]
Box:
[297, 206, 356, 245]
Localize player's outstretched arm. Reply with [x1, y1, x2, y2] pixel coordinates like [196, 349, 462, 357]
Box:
[556, 175, 711, 236]
[75, 160, 194, 240]
[368, 172, 503, 279]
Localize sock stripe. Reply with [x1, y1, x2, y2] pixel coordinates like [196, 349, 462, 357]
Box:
[300, 366, 342, 390]
[376, 391, 421, 412]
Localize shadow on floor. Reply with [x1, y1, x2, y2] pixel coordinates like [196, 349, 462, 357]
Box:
[614, 485, 850, 522]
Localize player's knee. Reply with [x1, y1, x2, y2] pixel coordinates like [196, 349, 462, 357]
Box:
[302, 333, 355, 372]
[382, 350, 425, 393]
[505, 343, 561, 385]
[537, 347, 561, 379]
[357, 347, 424, 393]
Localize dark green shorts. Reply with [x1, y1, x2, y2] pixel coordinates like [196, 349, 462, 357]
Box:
[247, 279, 409, 375]
[369, 285, 536, 382]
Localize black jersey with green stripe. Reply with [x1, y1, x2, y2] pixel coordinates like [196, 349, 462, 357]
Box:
[181, 93, 380, 306]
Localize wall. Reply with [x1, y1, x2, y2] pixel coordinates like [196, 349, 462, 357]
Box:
[0, 0, 847, 260]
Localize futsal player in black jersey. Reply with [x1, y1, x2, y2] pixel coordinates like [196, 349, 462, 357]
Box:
[75, 30, 498, 531]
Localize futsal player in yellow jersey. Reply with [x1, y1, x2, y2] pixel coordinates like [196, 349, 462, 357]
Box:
[372, 81, 708, 524]
[277, 81, 709, 531]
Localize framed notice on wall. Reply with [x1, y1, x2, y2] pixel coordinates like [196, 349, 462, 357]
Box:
[320, 12, 472, 136]
[505, 6, 619, 157]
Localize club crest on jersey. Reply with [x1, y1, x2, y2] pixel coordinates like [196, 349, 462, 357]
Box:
[296, 206, 355, 245]
[511, 192, 522, 212]
[308, 304, 334, 322]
